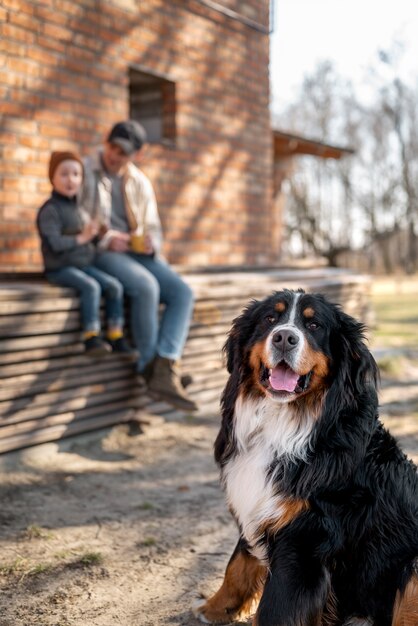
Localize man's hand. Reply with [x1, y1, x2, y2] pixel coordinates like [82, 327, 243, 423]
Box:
[108, 231, 131, 252]
[143, 234, 154, 254]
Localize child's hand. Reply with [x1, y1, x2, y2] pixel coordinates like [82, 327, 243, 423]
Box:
[89, 220, 100, 238]
[77, 221, 99, 244]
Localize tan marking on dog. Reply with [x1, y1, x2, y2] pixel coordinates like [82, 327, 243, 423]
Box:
[299, 344, 330, 380]
[259, 498, 310, 537]
[303, 306, 315, 318]
[275, 301, 286, 313]
[194, 550, 266, 624]
[392, 571, 418, 626]
[249, 341, 269, 394]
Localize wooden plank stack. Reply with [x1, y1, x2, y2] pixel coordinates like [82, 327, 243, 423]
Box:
[0, 268, 371, 454]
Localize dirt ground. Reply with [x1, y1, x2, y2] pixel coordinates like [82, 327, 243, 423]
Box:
[0, 341, 418, 626]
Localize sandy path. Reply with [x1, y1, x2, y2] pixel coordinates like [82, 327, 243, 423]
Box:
[0, 414, 237, 626]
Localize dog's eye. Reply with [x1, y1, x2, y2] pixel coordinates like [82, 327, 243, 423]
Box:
[307, 321, 320, 331]
[266, 315, 276, 324]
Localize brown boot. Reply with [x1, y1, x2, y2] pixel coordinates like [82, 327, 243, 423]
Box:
[147, 356, 198, 412]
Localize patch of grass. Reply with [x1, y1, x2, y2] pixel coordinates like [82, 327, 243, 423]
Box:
[139, 536, 156, 547]
[53, 549, 75, 560]
[371, 291, 418, 349]
[25, 524, 54, 540]
[0, 550, 105, 584]
[0, 558, 27, 576]
[76, 551, 103, 566]
[0, 558, 54, 582]
[137, 501, 154, 510]
[27, 562, 53, 576]
[376, 356, 406, 377]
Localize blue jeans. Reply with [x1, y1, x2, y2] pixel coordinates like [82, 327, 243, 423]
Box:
[46, 265, 124, 333]
[94, 252, 194, 372]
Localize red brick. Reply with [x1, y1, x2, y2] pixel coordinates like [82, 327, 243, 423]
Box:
[42, 22, 74, 41]
[2, 146, 36, 161]
[6, 57, 40, 76]
[8, 10, 40, 31]
[55, 0, 84, 16]
[2, 103, 33, 118]
[0, 190, 20, 204]
[37, 123, 72, 139]
[26, 47, 61, 66]
[34, 109, 67, 124]
[35, 5, 72, 25]
[3, 178, 38, 192]
[1, 22, 36, 43]
[0, 250, 32, 265]
[3, 118, 39, 134]
[36, 35, 67, 53]
[3, 237, 39, 250]
[0, 40, 27, 57]
[0, 162, 19, 175]
[72, 32, 104, 52]
[19, 191, 46, 207]
[1, 0, 32, 10]
[70, 46, 96, 62]
[19, 162, 48, 176]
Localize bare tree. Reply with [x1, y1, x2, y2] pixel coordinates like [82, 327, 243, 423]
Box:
[376, 51, 418, 272]
[279, 62, 359, 265]
[278, 52, 418, 272]
[352, 99, 402, 272]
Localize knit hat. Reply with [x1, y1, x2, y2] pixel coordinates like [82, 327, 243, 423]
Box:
[48, 151, 83, 183]
[107, 120, 147, 154]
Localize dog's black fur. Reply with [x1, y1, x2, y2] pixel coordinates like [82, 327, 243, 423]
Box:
[196, 290, 418, 626]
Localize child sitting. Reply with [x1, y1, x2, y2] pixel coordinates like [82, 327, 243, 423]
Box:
[36, 150, 137, 359]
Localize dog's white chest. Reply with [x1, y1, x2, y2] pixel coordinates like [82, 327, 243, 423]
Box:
[223, 396, 314, 559]
[224, 443, 278, 549]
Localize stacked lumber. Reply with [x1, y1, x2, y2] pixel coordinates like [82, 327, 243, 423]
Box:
[0, 268, 371, 453]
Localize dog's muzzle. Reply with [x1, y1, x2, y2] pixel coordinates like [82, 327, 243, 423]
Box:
[260, 361, 312, 395]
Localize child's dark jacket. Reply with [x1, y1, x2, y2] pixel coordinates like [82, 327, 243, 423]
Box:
[36, 191, 95, 271]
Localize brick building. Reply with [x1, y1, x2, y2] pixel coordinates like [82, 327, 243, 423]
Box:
[0, 0, 273, 271]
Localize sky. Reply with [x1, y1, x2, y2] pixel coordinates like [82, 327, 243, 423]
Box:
[269, 0, 418, 114]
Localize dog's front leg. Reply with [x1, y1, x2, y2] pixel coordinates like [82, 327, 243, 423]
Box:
[254, 521, 331, 626]
[193, 537, 267, 624]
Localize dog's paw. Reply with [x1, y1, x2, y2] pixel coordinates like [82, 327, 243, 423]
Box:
[192, 596, 212, 623]
[192, 595, 234, 624]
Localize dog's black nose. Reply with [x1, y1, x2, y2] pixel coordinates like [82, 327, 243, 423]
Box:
[272, 329, 300, 349]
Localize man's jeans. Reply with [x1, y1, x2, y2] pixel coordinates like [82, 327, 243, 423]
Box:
[94, 252, 194, 372]
[46, 265, 124, 333]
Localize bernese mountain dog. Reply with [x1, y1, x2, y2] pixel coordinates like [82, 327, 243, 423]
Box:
[194, 289, 418, 626]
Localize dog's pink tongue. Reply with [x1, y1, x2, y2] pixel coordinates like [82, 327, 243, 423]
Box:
[269, 365, 299, 392]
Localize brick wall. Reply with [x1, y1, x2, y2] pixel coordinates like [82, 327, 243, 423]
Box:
[0, 0, 274, 271]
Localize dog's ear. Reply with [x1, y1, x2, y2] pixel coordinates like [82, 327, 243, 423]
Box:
[224, 328, 239, 374]
[293, 307, 379, 493]
[332, 308, 379, 402]
[217, 299, 262, 465]
[223, 299, 261, 374]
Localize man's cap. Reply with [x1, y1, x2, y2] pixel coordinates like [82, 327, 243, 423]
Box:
[107, 120, 147, 155]
[48, 151, 83, 183]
